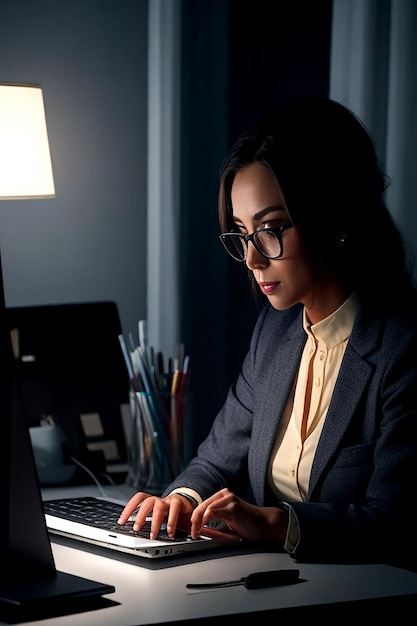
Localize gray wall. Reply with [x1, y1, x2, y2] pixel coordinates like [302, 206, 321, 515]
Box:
[0, 0, 148, 339]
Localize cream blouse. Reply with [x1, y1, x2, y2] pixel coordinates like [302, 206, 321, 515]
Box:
[268, 292, 358, 502]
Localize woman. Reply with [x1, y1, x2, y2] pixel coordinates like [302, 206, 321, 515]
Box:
[118, 98, 417, 570]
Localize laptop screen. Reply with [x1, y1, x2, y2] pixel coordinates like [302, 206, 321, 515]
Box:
[6, 301, 130, 479]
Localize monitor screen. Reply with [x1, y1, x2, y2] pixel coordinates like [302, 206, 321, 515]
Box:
[6, 301, 130, 479]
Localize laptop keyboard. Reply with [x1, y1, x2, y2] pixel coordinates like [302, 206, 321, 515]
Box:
[43, 496, 192, 541]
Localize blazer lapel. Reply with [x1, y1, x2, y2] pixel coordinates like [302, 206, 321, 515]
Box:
[308, 305, 383, 497]
[250, 310, 306, 503]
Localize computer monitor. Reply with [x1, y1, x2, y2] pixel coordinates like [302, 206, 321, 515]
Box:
[6, 301, 131, 482]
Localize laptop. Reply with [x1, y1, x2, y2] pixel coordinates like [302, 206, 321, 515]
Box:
[43, 495, 244, 559]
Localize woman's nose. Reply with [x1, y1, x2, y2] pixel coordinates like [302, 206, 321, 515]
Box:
[245, 242, 268, 270]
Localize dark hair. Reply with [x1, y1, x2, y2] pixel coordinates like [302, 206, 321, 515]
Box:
[218, 97, 417, 311]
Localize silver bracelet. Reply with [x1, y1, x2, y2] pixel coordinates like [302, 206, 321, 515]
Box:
[175, 492, 199, 509]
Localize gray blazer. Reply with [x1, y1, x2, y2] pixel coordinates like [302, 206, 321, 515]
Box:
[165, 300, 417, 568]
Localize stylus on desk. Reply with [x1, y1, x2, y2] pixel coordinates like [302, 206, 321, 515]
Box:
[186, 568, 300, 590]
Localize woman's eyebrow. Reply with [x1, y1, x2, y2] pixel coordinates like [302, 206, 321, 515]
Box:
[232, 206, 286, 223]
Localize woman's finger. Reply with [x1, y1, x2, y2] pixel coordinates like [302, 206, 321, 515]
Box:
[117, 492, 149, 524]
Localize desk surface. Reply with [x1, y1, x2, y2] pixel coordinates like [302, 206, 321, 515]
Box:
[3, 484, 417, 625]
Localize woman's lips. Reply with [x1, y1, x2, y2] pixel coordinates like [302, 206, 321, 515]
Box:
[258, 281, 280, 295]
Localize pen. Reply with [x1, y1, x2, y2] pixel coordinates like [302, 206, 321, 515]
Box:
[171, 368, 180, 395]
[118, 334, 135, 380]
[175, 355, 190, 436]
[138, 319, 147, 351]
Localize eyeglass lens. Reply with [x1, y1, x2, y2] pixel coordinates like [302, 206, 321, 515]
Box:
[255, 230, 282, 257]
[222, 229, 282, 260]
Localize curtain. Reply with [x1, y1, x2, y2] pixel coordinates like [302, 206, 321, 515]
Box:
[330, 0, 417, 273]
[147, 0, 181, 359]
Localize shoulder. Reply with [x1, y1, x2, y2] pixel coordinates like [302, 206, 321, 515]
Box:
[354, 299, 417, 355]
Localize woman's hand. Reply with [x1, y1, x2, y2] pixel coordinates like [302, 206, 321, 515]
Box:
[117, 492, 194, 539]
[190, 488, 288, 542]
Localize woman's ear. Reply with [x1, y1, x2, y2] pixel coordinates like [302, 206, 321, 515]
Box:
[333, 233, 349, 248]
[322, 233, 349, 249]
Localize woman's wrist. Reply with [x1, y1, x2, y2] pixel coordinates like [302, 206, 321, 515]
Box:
[263, 506, 289, 542]
[175, 492, 199, 509]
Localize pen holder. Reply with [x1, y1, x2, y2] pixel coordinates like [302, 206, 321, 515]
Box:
[125, 388, 192, 494]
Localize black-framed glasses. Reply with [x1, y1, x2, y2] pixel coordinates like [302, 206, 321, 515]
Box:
[219, 223, 293, 262]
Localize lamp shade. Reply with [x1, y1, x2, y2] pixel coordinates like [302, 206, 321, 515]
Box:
[0, 83, 55, 199]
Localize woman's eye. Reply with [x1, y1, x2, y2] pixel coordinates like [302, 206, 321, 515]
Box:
[262, 220, 277, 228]
[265, 230, 276, 239]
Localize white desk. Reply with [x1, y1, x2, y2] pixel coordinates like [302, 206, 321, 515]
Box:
[25, 543, 417, 625]
[4, 484, 416, 625]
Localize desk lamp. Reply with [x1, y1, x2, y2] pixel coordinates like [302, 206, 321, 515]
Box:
[0, 83, 114, 615]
